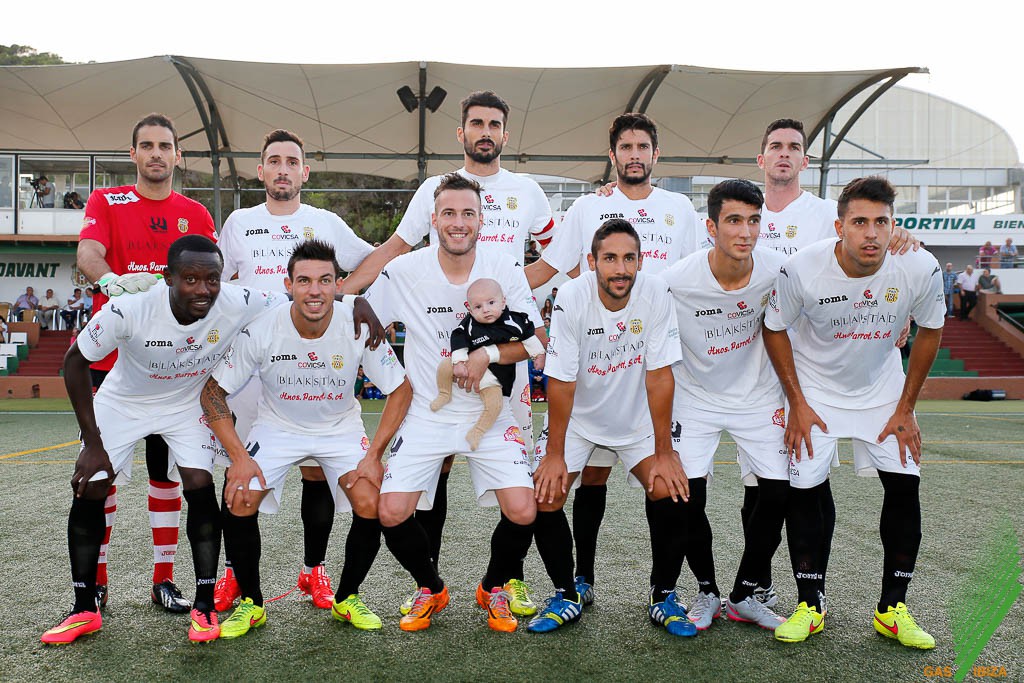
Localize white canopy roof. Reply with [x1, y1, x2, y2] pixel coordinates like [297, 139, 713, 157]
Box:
[0, 56, 924, 182]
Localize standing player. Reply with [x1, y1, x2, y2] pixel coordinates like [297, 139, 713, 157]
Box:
[530, 219, 689, 635]
[213, 129, 375, 612]
[525, 112, 701, 605]
[364, 173, 543, 633]
[76, 113, 217, 613]
[199, 240, 411, 638]
[345, 91, 553, 611]
[660, 179, 789, 631]
[763, 176, 943, 648]
[42, 236, 284, 644]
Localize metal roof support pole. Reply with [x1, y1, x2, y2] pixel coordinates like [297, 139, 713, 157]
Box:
[417, 63, 428, 184]
[212, 152, 222, 227]
[818, 116, 832, 198]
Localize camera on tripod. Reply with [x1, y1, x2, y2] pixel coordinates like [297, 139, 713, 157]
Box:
[28, 178, 41, 189]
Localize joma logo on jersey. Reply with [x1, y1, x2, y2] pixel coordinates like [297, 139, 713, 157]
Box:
[695, 308, 723, 317]
[600, 213, 625, 220]
[245, 228, 270, 237]
[426, 306, 453, 314]
[587, 327, 605, 335]
[271, 354, 298, 362]
[145, 340, 172, 347]
[818, 295, 848, 305]
[885, 287, 899, 303]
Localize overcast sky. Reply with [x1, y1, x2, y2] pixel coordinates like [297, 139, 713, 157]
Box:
[5, 0, 1021, 158]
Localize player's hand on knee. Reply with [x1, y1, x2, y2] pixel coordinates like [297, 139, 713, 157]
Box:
[878, 409, 922, 467]
[352, 298, 385, 349]
[785, 401, 827, 462]
[225, 456, 265, 510]
[533, 454, 568, 504]
[71, 444, 114, 498]
[348, 455, 384, 490]
[647, 450, 689, 503]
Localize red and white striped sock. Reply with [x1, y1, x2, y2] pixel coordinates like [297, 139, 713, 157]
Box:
[96, 485, 117, 586]
[149, 480, 181, 584]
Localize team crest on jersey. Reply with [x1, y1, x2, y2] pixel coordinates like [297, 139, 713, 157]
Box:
[207, 329, 220, 344]
[665, 213, 675, 226]
[331, 354, 344, 370]
[360, 436, 370, 451]
[178, 218, 189, 233]
[772, 407, 786, 429]
[504, 426, 525, 446]
[629, 318, 643, 334]
[506, 196, 518, 210]
[785, 225, 797, 239]
[303, 227, 315, 240]
[885, 287, 899, 303]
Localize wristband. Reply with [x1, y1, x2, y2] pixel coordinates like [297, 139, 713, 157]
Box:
[483, 345, 500, 364]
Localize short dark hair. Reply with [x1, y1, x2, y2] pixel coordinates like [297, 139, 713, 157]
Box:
[609, 113, 658, 151]
[591, 218, 641, 257]
[37, 175, 48, 181]
[262, 129, 305, 163]
[287, 239, 342, 279]
[167, 235, 222, 274]
[433, 172, 483, 207]
[761, 118, 806, 154]
[460, 91, 510, 127]
[132, 113, 178, 149]
[837, 176, 896, 219]
[707, 179, 764, 224]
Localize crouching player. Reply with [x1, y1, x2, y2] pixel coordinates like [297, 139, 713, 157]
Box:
[42, 235, 285, 644]
[200, 240, 411, 637]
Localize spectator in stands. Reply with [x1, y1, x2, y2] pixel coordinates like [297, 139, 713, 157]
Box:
[83, 286, 96, 318]
[540, 298, 553, 322]
[544, 286, 558, 311]
[0, 317, 8, 343]
[957, 264, 980, 320]
[942, 262, 958, 318]
[63, 191, 85, 209]
[61, 288, 86, 330]
[978, 240, 998, 269]
[13, 287, 38, 321]
[977, 269, 1002, 294]
[524, 240, 541, 265]
[36, 288, 61, 329]
[1000, 238, 1018, 269]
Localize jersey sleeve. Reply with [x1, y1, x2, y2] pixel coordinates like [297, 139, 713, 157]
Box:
[763, 257, 804, 332]
[360, 337, 406, 395]
[543, 288, 581, 382]
[79, 190, 113, 250]
[540, 198, 584, 273]
[213, 326, 263, 394]
[328, 213, 375, 271]
[644, 277, 682, 370]
[526, 179, 555, 247]
[76, 300, 130, 362]
[219, 215, 241, 280]
[909, 255, 947, 330]
[394, 183, 435, 247]
[362, 265, 402, 327]
[451, 319, 472, 353]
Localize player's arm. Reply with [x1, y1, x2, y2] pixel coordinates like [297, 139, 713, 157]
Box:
[340, 232, 413, 294]
[762, 324, 827, 461]
[200, 377, 266, 511]
[525, 258, 559, 289]
[877, 326, 941, 467]
[351, 378, 413, 490]
[64, 343, 114, 497]
[644, 365, 688, 501]
[534, 377, 575, 504]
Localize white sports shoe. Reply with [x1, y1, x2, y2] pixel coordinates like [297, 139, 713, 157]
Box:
[687, 591, 722, 630]
[726, 595, 786, 630]
[752, 582, 778, 608]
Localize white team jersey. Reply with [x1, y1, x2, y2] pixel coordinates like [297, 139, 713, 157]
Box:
[764, 238, 945, 408]
[363, 244, 542, 423]
[395, 168, 554, 252]
[542, 186, 701, 276]
[661, 247, 787, 411]
[544, 271, 682, 446]
[219, 203, 373, 289]
[213, 302, 405, 436]
[78, 283, 285, 412]
[760, 191, 838, 256]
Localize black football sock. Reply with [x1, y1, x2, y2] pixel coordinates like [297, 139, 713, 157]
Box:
[415, 470, 449, 571]
[819, 480, 836, 598]
[68, 497, 105, 613]
[785, 483, 826, 610]
[335, 514, 382, 600]
[301, 479, 335, 568]
[877, 471, 922, 611]
[571, 484, 606, 585]
[683, 478, 719, 596]
[533, 509, 578, 601]
[646, 496, 688, 599]
[481, 514, 533, 591]
[183, 484, 221, 612]
[222, 508, 262, 606]
[730, 478, 789, 603]
[382, 517, 443, 593]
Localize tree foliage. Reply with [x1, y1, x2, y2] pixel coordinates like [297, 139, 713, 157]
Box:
[0, 44, 66, 65]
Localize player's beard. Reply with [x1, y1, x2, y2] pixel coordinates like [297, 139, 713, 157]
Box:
[616, 161, 651, 186]
[139, 163, 173, 184]
[465, 137, 503, 164]
[266, 177, 301, 202]
[437, 228, 477, 257]
[597, 272, 635, 301]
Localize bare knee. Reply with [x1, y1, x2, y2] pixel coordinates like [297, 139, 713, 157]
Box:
[580, 466, 612, 486]
[300, 465, 327, 482]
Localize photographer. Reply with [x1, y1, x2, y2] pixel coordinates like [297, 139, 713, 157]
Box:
[64, 191, 85, 210]
[33, 175, 55, 208]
